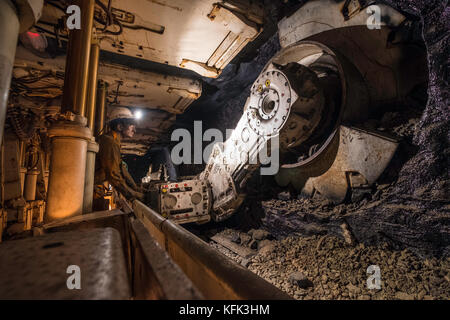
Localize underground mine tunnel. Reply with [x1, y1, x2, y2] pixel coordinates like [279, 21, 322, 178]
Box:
[0, 0, 448, 303]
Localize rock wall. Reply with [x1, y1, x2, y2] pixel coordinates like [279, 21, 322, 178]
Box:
[344, 0, 449, 257]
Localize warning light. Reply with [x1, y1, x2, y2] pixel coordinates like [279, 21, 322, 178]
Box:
[20, 31, 48, 53]
[26, 32, 40, 38]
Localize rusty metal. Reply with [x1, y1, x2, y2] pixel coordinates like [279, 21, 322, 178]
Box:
[132, 200, 292, 300]
[61, 0, 95, 116]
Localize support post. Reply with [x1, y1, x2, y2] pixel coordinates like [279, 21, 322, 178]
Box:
[61, 0, 95, 116]
[0, 0, 20, 144]
[46, 0, 95, 222]
[86, 40, 100, 131]
[83, 36, 100, 214]
[24, 169, 39, 201]
[95, 81, 107, 137]
[83, 139, 99, 213]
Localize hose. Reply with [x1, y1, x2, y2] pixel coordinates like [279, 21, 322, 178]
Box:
[95, 0, 123, 35]
[44, 0, 123, 35]
[8, 109, 38, 141]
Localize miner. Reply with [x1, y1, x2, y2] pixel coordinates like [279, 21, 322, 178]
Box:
[93, 107, 144, 211]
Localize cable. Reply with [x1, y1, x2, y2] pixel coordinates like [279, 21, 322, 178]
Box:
[95, 0, 123, 35]
[44, 0, 123, 36]
[8, 109, 37, 141]
[113, 81, 123, 104]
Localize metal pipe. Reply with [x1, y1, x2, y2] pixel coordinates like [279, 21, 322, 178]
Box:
[83, 38, 100, 214]
[83, 139, 99, 213]
[95, 81, 107, 137]
[24, 169, 39, 201]
[20, 168, 27, 196]
[86, 40, 100, 130]
[0, 0, 20, 144]
[61, 0, 95, 116]
[46, 0, 95, 222]
[45, 121, 92, 222]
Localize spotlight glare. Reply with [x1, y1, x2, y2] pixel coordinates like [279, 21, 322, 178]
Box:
[135, 110, 143, 120]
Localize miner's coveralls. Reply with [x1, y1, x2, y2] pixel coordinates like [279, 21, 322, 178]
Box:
[94, 131, 141, 209]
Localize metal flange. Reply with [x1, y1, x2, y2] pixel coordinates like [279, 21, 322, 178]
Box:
[246, 64, 297, 137]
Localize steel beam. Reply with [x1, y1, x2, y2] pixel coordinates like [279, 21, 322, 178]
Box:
[86, 41, 100, 130]
[95, 81, 107, 137]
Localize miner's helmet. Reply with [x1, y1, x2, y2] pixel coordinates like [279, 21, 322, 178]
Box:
[107, 107, 137, 130]
[108, 106, 136, 122]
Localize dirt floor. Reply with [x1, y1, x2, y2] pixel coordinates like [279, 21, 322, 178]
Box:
[208, 226, 449, 300]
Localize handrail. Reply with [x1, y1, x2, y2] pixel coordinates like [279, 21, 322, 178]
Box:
[133, 200, 292, 300]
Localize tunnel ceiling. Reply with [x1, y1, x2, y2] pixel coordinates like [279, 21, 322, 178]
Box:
[9, 0, 276, 155]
